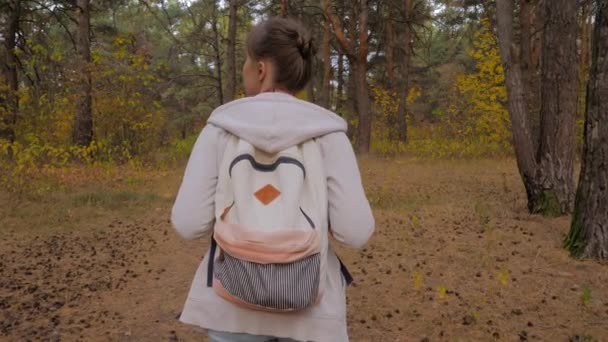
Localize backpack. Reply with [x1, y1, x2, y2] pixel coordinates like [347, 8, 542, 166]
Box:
[206, 136, 352, 313]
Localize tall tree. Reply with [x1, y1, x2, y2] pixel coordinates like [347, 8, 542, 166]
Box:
[335, 52, 345, 112]
[333, 0, 346, 115]
[384, 3, 397, 139]
[496, 0, 579, 215]
[496, 0, 540, 212]
[385, 11, 395, 85]
[320, 1, 332, 108]
[396, 0, 413, 143]
[536, 0, 579, 213]
[519, 0, 542, 145]
[72, 0, 93, 146]
[327, 0, 372, 153]
[280, 0, 289, 17]
[211, 0, 224, 104]
[564, 0, 608, 259]
[0, 0, 20, 146]
[355, 0, 371, 152]
[224, 0, 237, 102]
[578, 1, 594, 119]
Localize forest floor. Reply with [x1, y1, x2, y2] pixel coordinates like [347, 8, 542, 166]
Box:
[1, 157, 607, 342]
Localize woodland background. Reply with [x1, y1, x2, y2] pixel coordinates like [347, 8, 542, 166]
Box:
[1, 0, 608, 340]
[1, 0, 551, 171]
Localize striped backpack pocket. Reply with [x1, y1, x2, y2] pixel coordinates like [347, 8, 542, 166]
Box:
[211, 208, 322, 312]
[208, 137, 351, 313]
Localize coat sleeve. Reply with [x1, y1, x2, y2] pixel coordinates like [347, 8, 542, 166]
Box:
[319, 132, 375, 248]
[171, 125, 225, 240]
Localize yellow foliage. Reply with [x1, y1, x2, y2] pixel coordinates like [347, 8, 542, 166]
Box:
[403, 19, 512, 159]
[410, 215, 421, 229]
[437, 285, 447, 299]
[498, 268, 510, 286]
[370, 84, 420, 155]
[91, 32, 166, 160]
[445, 18, 512, 155]
[413, 271, 424, 291]
[50, 50, 64, 62]
[0, 139, 113, 194]
[295, 89, 308, 101]
[407, 86, 421, 105]
[1, 32, 169, 194]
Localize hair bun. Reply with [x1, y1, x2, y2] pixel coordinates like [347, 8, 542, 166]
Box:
[246, 17, 314, 92]
[297, 35, 313, 59]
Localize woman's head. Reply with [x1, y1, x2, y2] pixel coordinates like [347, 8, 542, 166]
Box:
[243, 17, 315, 96]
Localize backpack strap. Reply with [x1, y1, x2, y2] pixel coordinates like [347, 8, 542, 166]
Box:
[337, 255, 354, 285]
[207, 203, 233, 287]
[207, 235, 217, 287]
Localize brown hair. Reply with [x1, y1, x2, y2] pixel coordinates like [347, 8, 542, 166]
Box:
[246, 17, 315, 93]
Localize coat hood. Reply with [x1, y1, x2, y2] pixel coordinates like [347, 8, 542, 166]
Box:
[207, 92, 347, 153]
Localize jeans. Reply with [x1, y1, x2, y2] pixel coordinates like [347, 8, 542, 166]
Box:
[208, 330, 300, 342]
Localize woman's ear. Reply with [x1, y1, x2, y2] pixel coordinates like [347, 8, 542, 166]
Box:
[257, 60, 267, 82]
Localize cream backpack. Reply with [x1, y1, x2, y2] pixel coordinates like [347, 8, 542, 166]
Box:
[206, 135, 352, 312]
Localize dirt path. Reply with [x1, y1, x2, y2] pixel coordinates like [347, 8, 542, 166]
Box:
[1, 158, 607, 341]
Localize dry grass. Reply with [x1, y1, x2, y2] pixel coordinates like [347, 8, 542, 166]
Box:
[1, 157, 607, 341]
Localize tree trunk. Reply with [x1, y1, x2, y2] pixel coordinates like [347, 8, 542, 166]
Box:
[211, 1, 224, 104]
[280, 0, 289, 17]
[335, 0, 345, 114]
[336, 52, 344, 113]
[224, 0, 237, 102]
[72, 0, 93, 147]
[321, 6, 332, 108]
[326, 0, 365, 145]
[520, 1, 532, 81]
[579, 2, 593, 119]
[385, 15, 395, 85]
[564, 0, 608, 259]
[496, 0, 540, 209]
[346, 60, 357, 141]
[533, 0, 578, 215]
[385, 11, 397, 140]
[1, 0, 20, 145]
[396, 0, 412, 143]
[306, 76, 315, 102]
[530, 0, 544, 142]
[519, 0, 542, 150]
[356, 0, 371, 153]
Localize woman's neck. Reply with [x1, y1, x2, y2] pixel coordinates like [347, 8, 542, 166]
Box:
[259, 85, 293, 96]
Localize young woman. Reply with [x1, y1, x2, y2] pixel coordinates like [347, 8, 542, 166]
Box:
[172, 17, 374, 342]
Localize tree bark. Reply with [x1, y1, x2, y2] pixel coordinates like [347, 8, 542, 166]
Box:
[396, 0, 412, 143]
[306, 75, 315, 102]
[386, 14, 395, 85]
[385, 9, 397, 140]
[356, 0, 371, 153]
[520, 1, 532, 79]
[72, 0, 93, 147]
[496, 0, 540, 208]
[531, 0, 544, 141]
[345, 59, 357, 141]
[280, 0, 289, 17]
[534, 0, 578, 214]
[211, 1, 224, 104]
[579, 1, 593, 118]
[564, 0, 608, 259]
[519, 0, 542, 150]
[326, 0, 371, 152]
[1, 0, 20, 145]
[321, 4, 332, 108]
[336, 52, 344, 113]
[224, 0, 237, 102]
[497, 0, 579, 216]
